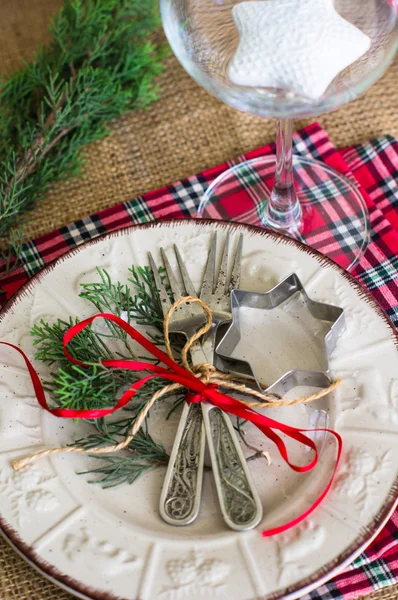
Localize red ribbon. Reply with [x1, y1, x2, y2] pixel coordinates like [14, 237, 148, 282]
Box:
[1, 313, 342, 537]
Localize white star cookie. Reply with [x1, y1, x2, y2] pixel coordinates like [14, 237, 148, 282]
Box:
[227, 0, 371, 99]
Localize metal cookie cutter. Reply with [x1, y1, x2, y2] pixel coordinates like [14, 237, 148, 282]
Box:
[215, 273, 345, 396]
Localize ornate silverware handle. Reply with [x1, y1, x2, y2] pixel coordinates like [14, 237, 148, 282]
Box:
[160, 402, 206, 526]
[202, 403, 263, 531]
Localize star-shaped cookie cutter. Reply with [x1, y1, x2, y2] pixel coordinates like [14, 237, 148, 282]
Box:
[215, 273, 345, 396]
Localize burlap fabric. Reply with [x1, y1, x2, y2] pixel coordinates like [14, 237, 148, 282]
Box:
[0, 1, 397, 598]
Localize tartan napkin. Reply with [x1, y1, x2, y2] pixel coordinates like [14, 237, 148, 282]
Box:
[0, 123, 397, 598]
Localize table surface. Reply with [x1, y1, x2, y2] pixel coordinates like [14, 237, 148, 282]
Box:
[0, 1, 397, 599]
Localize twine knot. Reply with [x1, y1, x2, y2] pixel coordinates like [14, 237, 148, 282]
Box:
[192, 362, 217, 385]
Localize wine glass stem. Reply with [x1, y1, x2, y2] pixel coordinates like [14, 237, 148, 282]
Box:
[263, 118, 302, 230]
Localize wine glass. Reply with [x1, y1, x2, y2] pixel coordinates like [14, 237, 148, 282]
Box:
[160, 0, 398, 270]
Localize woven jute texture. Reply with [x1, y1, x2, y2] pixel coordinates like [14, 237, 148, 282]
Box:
[0, 1, 397, 599]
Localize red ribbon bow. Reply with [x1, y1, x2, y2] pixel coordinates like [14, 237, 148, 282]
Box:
[1, 313, 342, 537]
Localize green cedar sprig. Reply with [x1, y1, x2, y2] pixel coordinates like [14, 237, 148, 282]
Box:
[78, 430, 169, 488]
[0, 0, 166, 265]
[31, 265, 167, 409]
[31, 265, 183, 486]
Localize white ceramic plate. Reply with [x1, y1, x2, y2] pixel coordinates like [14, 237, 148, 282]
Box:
[0, 220, 397, 600]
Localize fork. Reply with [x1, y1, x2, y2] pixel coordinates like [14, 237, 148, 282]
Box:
[148, 250, 208, 527]
[152, 234, 263, 531]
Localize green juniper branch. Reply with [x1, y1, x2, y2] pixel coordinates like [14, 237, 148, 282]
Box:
[0, 0, 166, 271]
[79, 437, 169, 488]
[31, 265, 167, 410]
[31, 265, 184, 486]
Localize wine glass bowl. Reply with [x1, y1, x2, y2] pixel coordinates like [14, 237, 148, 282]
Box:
[162, 0, 398, 118]
[161, 0, 398, 270]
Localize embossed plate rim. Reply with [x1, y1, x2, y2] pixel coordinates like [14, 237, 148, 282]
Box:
[0, 218, 397, 600]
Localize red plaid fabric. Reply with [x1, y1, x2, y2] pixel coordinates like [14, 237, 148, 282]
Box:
[0, 123, 397, 598]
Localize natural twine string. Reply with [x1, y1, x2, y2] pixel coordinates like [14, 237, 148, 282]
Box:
[12, 296, 340, 471]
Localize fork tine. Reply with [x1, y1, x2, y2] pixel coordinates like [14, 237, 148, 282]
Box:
[200, 233, 216, 304]
[160, 248, 183, 301]
[174, 245, 197, 297]
[228, 233, 243, 292]
[214, 233, 229, 296]
[148, 252, 171, 318]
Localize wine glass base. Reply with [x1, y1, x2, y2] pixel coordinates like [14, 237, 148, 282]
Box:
[197, 155, 370, 271]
